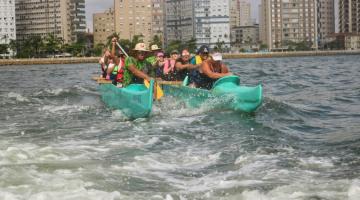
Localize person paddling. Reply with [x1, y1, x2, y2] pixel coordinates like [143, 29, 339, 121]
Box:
[123, 43, 154, 86]
[105, 37, 126, 86]
[197, 52, 232, 90]
[174, 49, 199, 81]
[99, 48, 111, 78]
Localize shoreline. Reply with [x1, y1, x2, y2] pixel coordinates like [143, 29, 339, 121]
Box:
[0, 50, 359, 66]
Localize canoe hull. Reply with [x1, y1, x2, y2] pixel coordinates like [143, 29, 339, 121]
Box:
[98, 82, 154, 119]
[163, 76, 262, 113]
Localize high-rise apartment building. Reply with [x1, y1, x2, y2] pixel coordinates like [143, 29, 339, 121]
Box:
[260, 0, 318, 50]
[316, 0, 335, 46]
[230, 0, 252, 27]
[93, 8, 115, 46]
[239, 1, 252, 26]
[0, 0, 16, 46]
[194, 0, 231, 48]
[114, 0, 165, 45]
[339, 0, 360, 33]
[165, 0, 231, 49]
[230, 0, 241, 28]
[16, 0, 86, 43]
[165, 0, 194, 45]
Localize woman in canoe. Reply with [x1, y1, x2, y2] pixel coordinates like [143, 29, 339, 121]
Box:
[99, 48, 111, 78]
[196, 52, 232, 90]
[174, 49, 199, 81]
[104, 37, 126, 86]
[123, 43, 154, 86]
[189, 45, 212, 87]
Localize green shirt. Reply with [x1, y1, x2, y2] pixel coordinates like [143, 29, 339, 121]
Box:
[123, 57, 153, 86]
[146, 56, 157, 65]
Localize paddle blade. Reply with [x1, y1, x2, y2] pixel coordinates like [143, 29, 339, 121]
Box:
[144, 80, 164, 100]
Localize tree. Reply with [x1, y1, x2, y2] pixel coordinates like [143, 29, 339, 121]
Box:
[150, 35, 162, 49]
[259, 43, 268, 51]
[214, 40, 225, 52]
[93, 43, 106, 56]
[106, 32, 120, 47]
[29, 36, 43, 57]
[131, 34, 144, 49]
[44, 34, 61, 56]
[0, 44, 8, 55]
[185, 37, 197, 53]
[166, 40, 182, 53]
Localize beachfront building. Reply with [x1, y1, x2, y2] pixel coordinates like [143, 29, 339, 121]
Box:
[339, 0, 360, 33]
[15, 0, 86, 44]
[165, 0, 194, 46]
[239, 0, 252, 26]
[260, 0, 318, 50]
[93, 8, 115, 46]
[230, 0, 252, 27]
[165, 0, 231, 50]
[0, 0, 16, 57]
[114, 0, 165, 45]
[231, 24, 260, 51]
[316, 0, 336, 47]
[193, 0, 231, 49]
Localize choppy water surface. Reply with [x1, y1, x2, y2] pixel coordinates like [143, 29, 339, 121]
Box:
[0, 55, 359, 200]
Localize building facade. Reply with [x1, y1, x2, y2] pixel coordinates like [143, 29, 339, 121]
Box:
[339, 0, 360, 33]
[230, 0, 241, 28]
[193, 0, 231, 49]
[114, 0, 165, 45]
[0, 0, 16, 55]
[16, 0, 86, 43]
[93, 8, 115, 46]
[165, 0, 231, 49]
[260, 0, 318, 50]
[316, 0, 335, 47]
[239, 0, 252, 26]
[231, 24, 260, 50]
[165, 0, 194, 46]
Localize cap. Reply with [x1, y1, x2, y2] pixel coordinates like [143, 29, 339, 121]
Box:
[212, 52, 222, 61]
[170, 50, 179, 55]
[156, 52, 164, 57]
[198, 45, 210, 54]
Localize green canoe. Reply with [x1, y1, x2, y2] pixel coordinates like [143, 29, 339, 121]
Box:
[162, 76, 262, 112]
[98, 80, 154, 119]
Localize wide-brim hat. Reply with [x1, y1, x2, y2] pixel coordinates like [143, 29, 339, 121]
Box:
[133, 43, 150, 52]
[150, 44, 162, 51]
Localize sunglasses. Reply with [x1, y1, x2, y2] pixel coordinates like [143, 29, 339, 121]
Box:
[137, 52, 146, 56]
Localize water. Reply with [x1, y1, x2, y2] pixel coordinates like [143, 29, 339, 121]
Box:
[0, 55, 359, 200]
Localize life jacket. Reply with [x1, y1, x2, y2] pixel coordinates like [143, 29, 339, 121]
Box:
[116, 57, 125, 83]
[111, 58, 125, 82]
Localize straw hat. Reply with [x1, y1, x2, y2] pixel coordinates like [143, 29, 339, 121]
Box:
[150, 44, 161, 51]
[133, 43, 149, 52]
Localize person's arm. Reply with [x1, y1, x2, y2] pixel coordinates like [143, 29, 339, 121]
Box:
[111, 38, 120, 65]
[175, 62, 198, 70]
[128, 64, 152, 81]
[221, 63, 230, 73]
[107, 63, 115, 74]
[201, 61, 231, 79]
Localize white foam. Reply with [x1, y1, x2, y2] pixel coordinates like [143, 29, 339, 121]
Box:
[7, 92, 29, 102]
[348, 179, 360, 200]
[39, 104, 90, 114]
